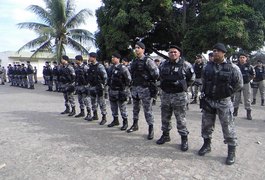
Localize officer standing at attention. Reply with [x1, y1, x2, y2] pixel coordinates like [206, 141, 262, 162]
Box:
[127, 41, 159, 140]
[251, 60, 265, 106]
[156, 45, 195, 151]
[107, 52, 132, 130]
[198, 43, 243, 165]
[60, 55, 76, 116]
[87, 52, 108, 125]
[233, 52, 255, 120]
[26, 61, 34, 89]
[74, 55, 92, 119]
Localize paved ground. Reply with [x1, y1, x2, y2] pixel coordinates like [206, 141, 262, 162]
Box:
[0, 83, 265, 180]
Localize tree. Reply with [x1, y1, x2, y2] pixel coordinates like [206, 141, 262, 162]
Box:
[17, 0, 94, 62]
[96, 0, 265, 62]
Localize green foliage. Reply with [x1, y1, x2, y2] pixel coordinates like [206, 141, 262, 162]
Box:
[17, 0, 94, 62]
[96, 0, 265, 62]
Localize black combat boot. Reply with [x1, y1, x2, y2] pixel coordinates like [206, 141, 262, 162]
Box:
[190, 97, 197, 104]
[68, 107, 76, 116]
[198, 138, 211, 156]
[84, 108, 93, 121]
[247, 109, 252, 120]
[261, 99, 264, 106]
[92, 110, 99, 120]
[181, 136, 189, 151]
[108, 117, 119, 127]
[99, 114, 107, 125]
[61, 105, 70, 114]
[127, 119, 139, 133]
[156, 131, 171, 144]
[251, 99, 256, 105]
[233, 107, 238, 117]
[75, 109, 85, 118]
[147, 125, 154, 140]
[226, 145, 236, 165]
[120, 118, 128, 131]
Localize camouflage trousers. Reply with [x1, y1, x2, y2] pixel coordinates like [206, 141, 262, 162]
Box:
[63, 90, 75, 108]
[28, 74, 34, 86]
[76, 86, 91, 110]
[233, 83, 251, 110]
[160, 91, 189, 136]
[109, 89, 128, 119]
[90, 86, 107, 115]
[252, 80, 265, 100]
[131, 86, 154, 125]
[201, 97, 237, 146]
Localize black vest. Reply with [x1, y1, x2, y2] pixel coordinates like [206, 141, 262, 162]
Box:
[108, 64, 126, 90]
[75, 65, 87, 86]
[160, 59, 186, 93]
[238, 63, 252, 84]
[203, 61, 234, 100]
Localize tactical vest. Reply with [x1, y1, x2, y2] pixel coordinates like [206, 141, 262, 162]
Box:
[26, 65, 34, 74]
[160, 59, 186, 93]
[59, 65, 74, 84]
[194, 63, 204, 78]
[52, 66, 60, 76]
[238, 63, 252, 84]
[87, 63, 102, 86]
[108, 64, 126, 91]
[130, 57, 152, 87]
[254, 66, 265, 82]
[203, 61, 234, 100]
[75, 65, 87, 86]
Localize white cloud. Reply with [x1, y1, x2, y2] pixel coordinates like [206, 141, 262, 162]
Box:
[0, 0, 102, 52]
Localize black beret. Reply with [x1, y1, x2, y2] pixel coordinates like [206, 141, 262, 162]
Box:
[122, 58, 130, 62]
[239, 52, 248, 57]
[27, 61, 30, 63]
[213, 43, 227, 53]
[208, 52, 213, 57]
[112, 52, 121, 59]
[89, 52, 98, 58]
[61, 55, 69, 61]
[53, 61, 57, 64]
[45, 61, 50, 64]
[75, 55, 83, 61]
[135, 41, 145, 49]
[169, 45, 182, 54]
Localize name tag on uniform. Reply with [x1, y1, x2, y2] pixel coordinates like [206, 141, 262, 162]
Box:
[174, 67, 179, 72]
[244, 67, 248, 71]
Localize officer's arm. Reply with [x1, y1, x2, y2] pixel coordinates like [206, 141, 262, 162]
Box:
[123, 66, 132, 86]
[146, 58, 159, 80]
[99, 64, 108, 85]
[232, 64, 243, 92]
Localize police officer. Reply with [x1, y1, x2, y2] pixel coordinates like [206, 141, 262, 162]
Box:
[190, 54, 204, 104]
[43, 61, 53, 91]
[86, 52, 108, 125]
[107, 52, 132, 130]
[21, 64, 28, 88]
[60, 55, 76, 116]
[127, 41, 159, 140]
[156, 45, 195, 151]
[52, 61, 60, 92]
[26, 61, 34, 89]
[74, 55, 92, 119]
[122, 58, 132, 105]
[198, 43, 243, 165]
[233, 52, 255, 120]
[251, 60, 265, 106]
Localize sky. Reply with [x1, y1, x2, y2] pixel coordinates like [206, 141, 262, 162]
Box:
[0, 0, 102, 52]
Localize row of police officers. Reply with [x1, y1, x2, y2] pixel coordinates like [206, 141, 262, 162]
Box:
[59, 42, 244, 165]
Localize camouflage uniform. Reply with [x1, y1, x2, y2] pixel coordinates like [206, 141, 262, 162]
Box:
[107, 63, 131, 129]
[129, 55, 159, 130]
[60, 64, 76, 113]
[26, 62, 34, 89]
[201, 60, 243, 146]
[251, 64, 265, 105]
[87, 61, 108, 123]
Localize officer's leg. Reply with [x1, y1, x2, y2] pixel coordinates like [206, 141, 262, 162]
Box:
[233, 91, 241, 116]
[98, 94, 107, 125]
[68, 92, 76, 116]
[259, 81, 265, 106]
[119, 100, 129, 130]
[243, 83, 252, 120]
[127, 89, 140, 133]
[108, 100, 119, 127]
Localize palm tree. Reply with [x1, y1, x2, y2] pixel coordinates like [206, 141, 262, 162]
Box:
[17, 0, 95, 62]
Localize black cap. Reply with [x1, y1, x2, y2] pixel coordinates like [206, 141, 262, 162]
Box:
[208, 52, 213, 57]
[257, 60, 263, 63]
[239, 52, 248, 57]
[122, 58, 130, 62]
[53, 61, 57, 64]
[61, 55, 69, 61]
[45, 61, 50, 64]
[112, 52, 121, 59]
[169, 45, 182, 54]
[75, 55, 83, 61]
[89, 52, 98, 58]
[213, 43, 227, 53]
[135, 41, 145, 49]
[27, 61, 30, 63]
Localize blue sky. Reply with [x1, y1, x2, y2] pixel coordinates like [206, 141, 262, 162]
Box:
[0, 0, 102, 52]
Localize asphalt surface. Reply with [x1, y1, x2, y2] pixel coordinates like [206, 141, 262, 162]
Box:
[0, 83, 265, 180]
